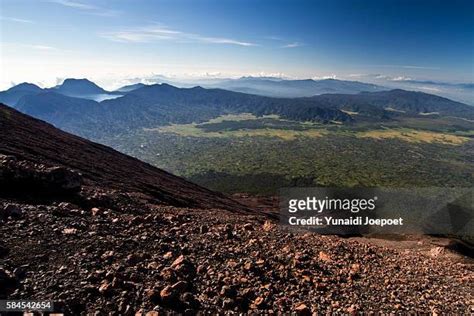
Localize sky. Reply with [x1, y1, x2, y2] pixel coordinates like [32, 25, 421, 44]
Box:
[0, 0, 473, 91]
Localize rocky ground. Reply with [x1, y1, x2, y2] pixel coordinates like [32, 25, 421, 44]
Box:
[1, 193, 473, 314]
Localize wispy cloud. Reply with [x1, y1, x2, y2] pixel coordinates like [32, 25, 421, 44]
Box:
[30, 44, 57, 51]
[282, 42, 303, 48]
[399, 65, 440, 70]
[0, 16, 34, 24]
[371, 64, 441, 70]
[196, 36, 255, 46]
[100, 24, 257, 47]
[50, 0, 95, 10]
[2, 42, 59, 51]
[49, 0, 120, 17]
[265, 36, 303, 48]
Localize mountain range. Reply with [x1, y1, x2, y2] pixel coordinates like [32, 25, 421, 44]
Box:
[1, 78, 473, 140]
[209, 77, 386, 97]
[0, 77, 386, 107]
[0, 79, 121, 105]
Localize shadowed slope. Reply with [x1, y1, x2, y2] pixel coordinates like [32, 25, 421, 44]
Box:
[0, 104, 246, 211]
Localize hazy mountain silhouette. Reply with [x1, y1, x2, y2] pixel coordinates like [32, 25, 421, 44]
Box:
[115, 83, 147, 93]
[0, 83, 43, 107]
[213, 77, 386, 97]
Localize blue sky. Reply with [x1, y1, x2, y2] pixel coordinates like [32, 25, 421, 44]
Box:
[0, 0, 473, 90]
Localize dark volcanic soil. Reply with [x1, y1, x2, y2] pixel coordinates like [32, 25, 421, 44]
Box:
[1, 198, 472, 314]
[0, 104, 473, 314]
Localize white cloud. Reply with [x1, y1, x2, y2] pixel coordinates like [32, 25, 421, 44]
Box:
[0, 16, 34, 23]
[282, 42, 303, 48]
[49, 0, 119, 17]
[101, 24, 257, 47]
[245, 72, 289, 79]
[391, 76, 413, 81]
[312, 74, 337, 80]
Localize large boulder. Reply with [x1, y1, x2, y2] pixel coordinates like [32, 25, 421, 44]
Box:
[0, 154, 82, 195]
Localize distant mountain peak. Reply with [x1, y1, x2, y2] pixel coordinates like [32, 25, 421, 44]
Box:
[7, 82, 42, 92]
[62, 78, 94, 83]
[115, 83, 146, 93]
[144, 83, 181, 91]
[190, 85, 205, 90]
[0, 83, 44, 107]
[54, 78, 108, 96]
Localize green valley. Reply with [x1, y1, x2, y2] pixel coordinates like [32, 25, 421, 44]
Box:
[100, 113, 474, 194]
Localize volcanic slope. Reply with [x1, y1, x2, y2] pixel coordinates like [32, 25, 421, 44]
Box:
[0, 104, 243, 210]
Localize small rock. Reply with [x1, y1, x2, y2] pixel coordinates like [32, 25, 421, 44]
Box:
[63, 228, 78, 235]
[262, 220, 275, 231]
[318, 251, 332, 262]
[347, 304, 357, 313]
[144, 288, 160, 303]
[252, 297, 265, 309]
[182, 292, 199, 308]
[243, 223, 253, 231]
[171, 255, 185, 268]
[350, 263, 360, 272]
[126, 253, 141, 264]
[160, 285, 176, 303]
[160, 267, 175, 281]
[220, 285, 237, 298]
[171, 280, 188, 294]
[294, 303, 311, 315]
[99, 282, 112, 295]
[222, 298, 235, 309]
[147, 261, 160, 270]
[244, 262, 253, 271]
[91, 207, 103, 216]
[101, 251, 115, 260]
[196, 265, 206, 274]
[430, 247, 445, 257]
